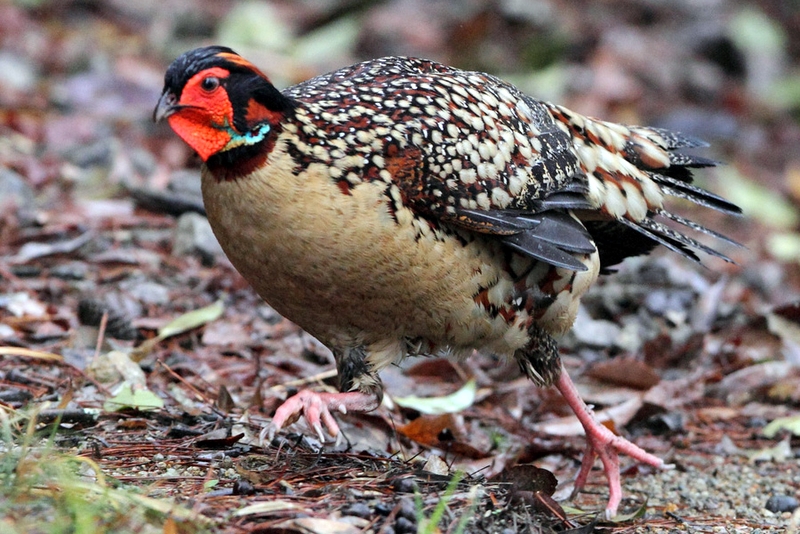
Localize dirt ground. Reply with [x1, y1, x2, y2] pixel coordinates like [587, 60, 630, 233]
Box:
[1, 1, 799, 532]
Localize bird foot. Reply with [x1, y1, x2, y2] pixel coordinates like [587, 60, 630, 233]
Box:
[261, 390, 379, 444]
[554, 369, 673, 519]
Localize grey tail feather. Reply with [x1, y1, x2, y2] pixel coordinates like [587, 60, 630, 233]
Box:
[668, 153, 720, 168]
[639, 217, 736, 263]
[619, 216, 736, 265]
[647, 127, 710, 149]
[616, 217, 700, 264]
[654, 174, 742, 215]
[655, 209, 743, 248]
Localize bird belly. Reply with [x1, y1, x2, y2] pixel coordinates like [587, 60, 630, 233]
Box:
[202, 145, 599, 370]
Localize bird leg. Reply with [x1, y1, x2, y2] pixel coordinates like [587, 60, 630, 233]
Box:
[516, 326, 669, 518]
[264, 389, 380, 443]
[553, 368, 671, 519]
[264, 346, 382, 443]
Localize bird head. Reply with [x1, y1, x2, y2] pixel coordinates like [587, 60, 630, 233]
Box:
[154, 46, 293, 162]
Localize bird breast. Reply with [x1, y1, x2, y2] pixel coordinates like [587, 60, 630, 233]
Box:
[201, 136, 599, 367]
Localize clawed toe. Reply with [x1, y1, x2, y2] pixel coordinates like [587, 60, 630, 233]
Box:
[269, 390, 342, 441]
[265, 389, 380, 444]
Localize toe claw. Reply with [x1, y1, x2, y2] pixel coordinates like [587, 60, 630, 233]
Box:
[267, 389, 379, 442]
[261, 390, 380, 442]
[313, 422, 326, 442]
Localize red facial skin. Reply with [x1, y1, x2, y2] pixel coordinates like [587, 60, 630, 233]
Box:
[167, 67, 234, 161]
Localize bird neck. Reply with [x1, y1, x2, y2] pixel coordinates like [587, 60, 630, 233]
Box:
[204, 102, 298, 182]
[204, 135, 273, 182]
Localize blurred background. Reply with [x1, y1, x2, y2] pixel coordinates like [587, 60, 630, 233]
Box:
[1, 2, 800, 528]
[1, 0, 799, 276]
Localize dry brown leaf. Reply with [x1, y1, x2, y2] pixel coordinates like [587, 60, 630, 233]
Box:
[587, 358, 661, 390]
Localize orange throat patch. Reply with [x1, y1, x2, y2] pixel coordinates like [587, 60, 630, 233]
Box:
[167, 111, 231, 162]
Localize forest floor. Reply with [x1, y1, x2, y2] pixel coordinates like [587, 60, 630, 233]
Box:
[1, 1, 799, 532]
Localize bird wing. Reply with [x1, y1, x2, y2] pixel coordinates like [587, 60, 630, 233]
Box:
[283, 57, 740, 272]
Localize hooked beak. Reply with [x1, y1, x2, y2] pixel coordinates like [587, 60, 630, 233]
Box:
[153, 91, 179, 122]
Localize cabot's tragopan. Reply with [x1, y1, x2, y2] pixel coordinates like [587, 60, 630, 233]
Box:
[155, 46, 740, 517]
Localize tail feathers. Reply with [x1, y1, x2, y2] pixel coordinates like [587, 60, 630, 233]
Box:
[668, 153, 719, 168]
[614, 217, 697, 263]
[652, 173, 741, 216]
[547, 104, 741, 266]
[640, 217, 737, 263]
[647, 127, 709, 149]
[656, 209, 742, 247]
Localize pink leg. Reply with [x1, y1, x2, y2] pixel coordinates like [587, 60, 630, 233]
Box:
[262, 389, 379, 443]
[553, 368, 671, 518]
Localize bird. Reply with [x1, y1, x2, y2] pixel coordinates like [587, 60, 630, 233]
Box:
[154, 46, 741, 518]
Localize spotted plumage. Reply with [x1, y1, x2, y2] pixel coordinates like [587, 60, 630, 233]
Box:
[155, 46, 741, 517]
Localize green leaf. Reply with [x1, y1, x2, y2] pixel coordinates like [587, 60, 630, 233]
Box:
[716, 166, 798, 229]
[103, 384, 164, 412]
[767, 232, 800, 263]
[157, 300, 224, 341]
[763, 415, 800, 438]
[729, 8, 786, 57]
[608, 498, 649, 522]
[217, 1, 293, 52]
[393, 380, 477, 415]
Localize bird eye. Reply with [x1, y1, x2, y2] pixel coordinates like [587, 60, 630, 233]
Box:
[201, 76, 220, 92]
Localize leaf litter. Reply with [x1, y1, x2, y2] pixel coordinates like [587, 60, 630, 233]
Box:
[1, 1, 799, 532]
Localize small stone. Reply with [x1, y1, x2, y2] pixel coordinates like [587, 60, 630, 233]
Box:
[571, 306, 620, 347]
[119, 278, 170, 306]
[765, 494, 799, 513]
[395, 517, 416, 534]
[392, 478, 418, 494]
[0, 169, 36, 209]
[168, 170, 203, 198]
[66, 138, 113, 168]
[341, 502, 371, 519]
[130, 148, 157, 178]
[374, 502, 392, 516]
[173, 212, 224, 265]
[397, 497, 415, 520]
[232, 479, 255, 495]
[10, 265, 41, 278]
[51, 262, 87, 281]
[0, 51, 37, 92]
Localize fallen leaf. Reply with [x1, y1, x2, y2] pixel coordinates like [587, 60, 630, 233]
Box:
[132, 300, 225, 360]
[11, 231, 94, 262]
[712, 361, 792, 405]
[394, 379, 477, 414]
[89, 350, 147, 387]
[0, 346, 63, 361]
[397, 413, 486, 458]
[494, 464, 557, 495]
[215, 384, 236, 413]
[587, 358, 660, 390]
[157, 300, 225, 339]
[232, 500, 307, 517]
[747, 437, 792, 463]
[270, 517, 364, 534]
[397, 413, 465, 447]
[533, 396, 643, 436]
[422, 454, 449, 475]
[103, 384, 164, 412]
[763, 415, 800, 438]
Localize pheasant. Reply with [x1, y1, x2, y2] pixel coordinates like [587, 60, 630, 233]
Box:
[155, 46, 740, 517]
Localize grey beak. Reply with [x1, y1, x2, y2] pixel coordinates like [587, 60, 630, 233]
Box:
[154, 91, 178, 122]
